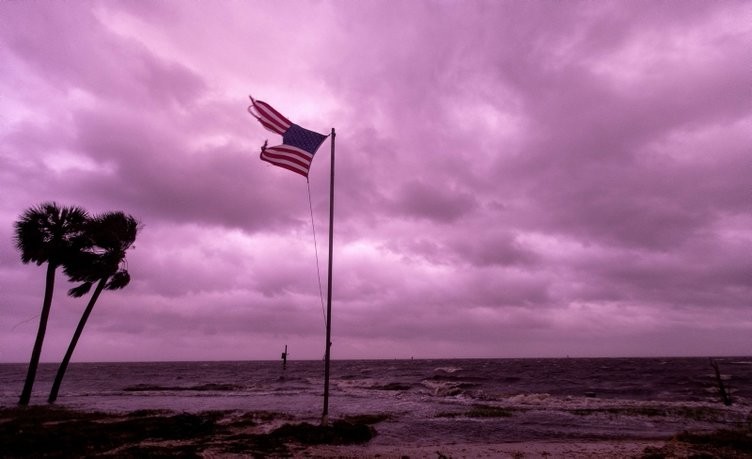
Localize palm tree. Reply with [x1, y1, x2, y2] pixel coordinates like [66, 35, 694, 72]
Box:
[14, 203, 90, 406]
[48, 212, 139, 403]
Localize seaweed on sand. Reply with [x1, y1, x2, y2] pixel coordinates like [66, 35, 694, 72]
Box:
[219, 419, 377, 456]
[642, 428, 752, 458]
[0, 406, 379, 457]
[676, 428, 752, 454]
[269, 419, 375, 445]
[0, 406, 223, 457]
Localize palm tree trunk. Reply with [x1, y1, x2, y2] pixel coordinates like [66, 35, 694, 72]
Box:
[48, 277, 107, 404]
[19, 263, 57, 406]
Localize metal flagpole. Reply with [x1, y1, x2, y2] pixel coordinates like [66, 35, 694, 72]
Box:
[322, 128, 335, 425]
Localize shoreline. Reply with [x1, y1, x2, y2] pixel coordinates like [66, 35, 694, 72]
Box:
[2, 405, 750, 458]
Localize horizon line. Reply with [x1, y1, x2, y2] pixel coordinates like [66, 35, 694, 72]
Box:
[1, 354, 750, 365]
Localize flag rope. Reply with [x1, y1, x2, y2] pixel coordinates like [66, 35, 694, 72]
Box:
[307, 180, 328, 329]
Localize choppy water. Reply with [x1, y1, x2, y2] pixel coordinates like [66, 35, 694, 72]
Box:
[2, 357, 750, 444]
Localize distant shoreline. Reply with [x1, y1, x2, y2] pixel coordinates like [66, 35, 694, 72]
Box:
[2, 355, 751, 365]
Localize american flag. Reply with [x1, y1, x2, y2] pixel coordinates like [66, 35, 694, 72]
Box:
[248, 97, 327, 178]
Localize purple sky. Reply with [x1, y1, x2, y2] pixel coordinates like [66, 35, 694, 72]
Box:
[1, 1, 750, 362]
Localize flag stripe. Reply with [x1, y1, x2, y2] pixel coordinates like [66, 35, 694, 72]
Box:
[254, 110, 287, 135]
[257, 117, 286, 135]
[253, 100, 292, 134]
[260, 156, 308, 176]
[260, 145, 315, 177]
[260, 157, 309, 177]
[256, 111, 288, 135]
[260, 152, 310, 176]
[253, 100, 290, 129]
[254, 100, 292, 127]
[263, 145, 313, 167]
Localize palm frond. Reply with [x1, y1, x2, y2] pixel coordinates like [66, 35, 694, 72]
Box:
[90, 212, 140, 251]
[60, 211, 140, 282]
[68, 282, 94, 298]
[105, 270, 131, 290]
[13, 202, 90, 266]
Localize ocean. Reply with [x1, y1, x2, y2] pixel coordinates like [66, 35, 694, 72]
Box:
[2, 358, 750, 445]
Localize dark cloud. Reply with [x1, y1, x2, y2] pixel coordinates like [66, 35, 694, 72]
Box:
[1, 0, 750, 361]
[391, 180, 477, 223]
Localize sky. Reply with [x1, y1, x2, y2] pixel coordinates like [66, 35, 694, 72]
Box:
[0, 1, 750, 363]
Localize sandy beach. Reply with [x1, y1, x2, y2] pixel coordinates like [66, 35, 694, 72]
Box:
[2, 406, 749, 458]
[298, 440, 668, 458]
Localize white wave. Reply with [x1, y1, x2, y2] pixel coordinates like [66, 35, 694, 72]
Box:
[421, 379, 464, 397]
[434, 367, 462, 373]
[492, 392, 752, 418]
[333, 378, 377, 389]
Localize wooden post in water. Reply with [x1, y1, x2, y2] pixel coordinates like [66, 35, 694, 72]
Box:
[710, 358, 732, 406]
[322, 128, 335, 425]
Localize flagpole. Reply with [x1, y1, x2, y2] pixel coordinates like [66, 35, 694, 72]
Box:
[322, 127, 335, 425]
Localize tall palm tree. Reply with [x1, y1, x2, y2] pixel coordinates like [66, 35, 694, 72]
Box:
[48, 212, 139, 403]
[14, 203, 90, 406]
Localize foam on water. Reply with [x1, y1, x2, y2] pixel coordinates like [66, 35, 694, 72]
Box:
[2, 358, 750, 442]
